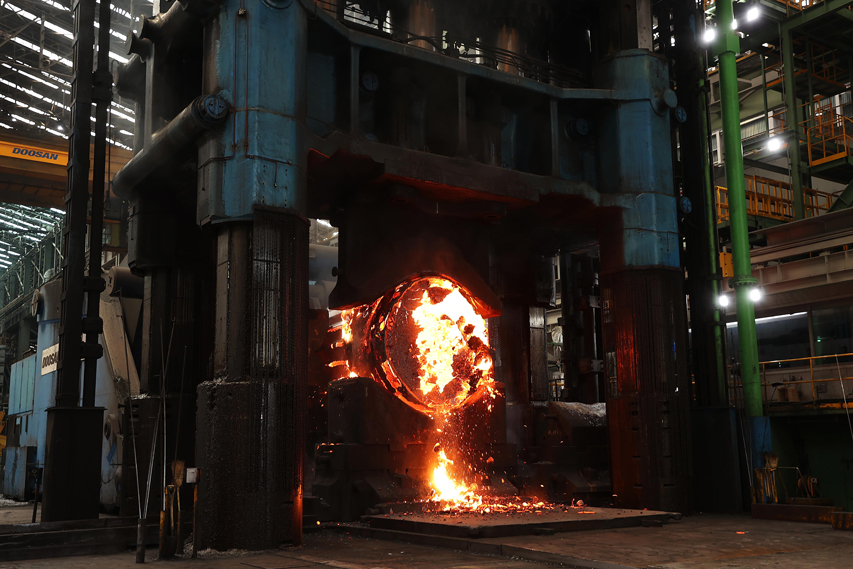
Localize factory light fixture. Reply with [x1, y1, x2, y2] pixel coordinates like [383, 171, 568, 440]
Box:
[731, 19, 738, 30]
[747, 6, 760, 22]
[703, 26, 717, 44]
[767, 137, 782, 151]
[718, 294, 730, 307]
[749, 288, 762, 302]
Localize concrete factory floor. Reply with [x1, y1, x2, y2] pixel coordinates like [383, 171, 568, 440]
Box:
[0, 501, 39, 526]
[1, 514, 852, 568]
[476, 513, 853, 568]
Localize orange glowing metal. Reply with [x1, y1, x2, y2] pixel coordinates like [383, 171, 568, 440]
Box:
[337, 276, 495, 414]
[431, 449, 482, 509]
[341, 309, 354, 343]
[411, 280, 492, 402]
[332, 276, 513, 512]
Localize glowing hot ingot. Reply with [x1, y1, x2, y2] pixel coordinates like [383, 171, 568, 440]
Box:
[331, 276, 501, 511]
[410, 280, 492, 403]
[336, 276, 495, 413]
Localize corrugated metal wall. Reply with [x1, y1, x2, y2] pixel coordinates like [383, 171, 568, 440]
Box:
[8, 355, 36, 416]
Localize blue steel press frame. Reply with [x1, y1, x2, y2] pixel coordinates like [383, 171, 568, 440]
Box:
[114, 0, 692, 549]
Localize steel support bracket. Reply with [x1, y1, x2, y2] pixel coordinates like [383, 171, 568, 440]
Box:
[82, 316, 103, 333]
[710, 33, 740, 59]
[80, 343, 103, 359]
[728, 276, 757, 288]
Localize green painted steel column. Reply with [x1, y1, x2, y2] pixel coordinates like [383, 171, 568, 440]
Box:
[782, 29, 806, 220]
[714, 0, 762, 417]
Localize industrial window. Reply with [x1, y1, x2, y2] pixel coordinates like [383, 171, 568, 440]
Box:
[741, 117, 766, 141]
[839, 92, 853, 119]
[726, 312, 810, 367]
[812, 304, 853, 362]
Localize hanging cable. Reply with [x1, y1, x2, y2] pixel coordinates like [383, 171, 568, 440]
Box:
[835, 354, 853, 443]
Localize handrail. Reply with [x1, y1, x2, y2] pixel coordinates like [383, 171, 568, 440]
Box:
[716, 175, 834, 223]
[705, 0, 824, 11]
[758, 353, 853, 366]
[807, 103, 853, 166]
[727, 352, 853, 410]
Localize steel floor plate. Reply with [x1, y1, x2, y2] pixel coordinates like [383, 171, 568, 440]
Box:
[362, 506, 674, 538]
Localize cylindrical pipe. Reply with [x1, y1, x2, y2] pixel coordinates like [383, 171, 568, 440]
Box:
[699, 75, 727, 406]
[191, 482, 198, 559]
[106, 266, 144, 298]
[136, 518, 146, 563]
[112, 95, 228, 198]
[313, 0, 338, 17]
[158, 489, 169, 559]
[781, 28, 806, 220]
[494, 25, 525, 75]
[114, 55, 146, 101]
[158, 509, 166, 559]
[407, 0, 437, 51]
[716, 0, 761, 417]
[559, 252, 574, 401]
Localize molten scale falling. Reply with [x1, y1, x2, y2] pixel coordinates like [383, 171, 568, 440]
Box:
[338, 277, 560, 514]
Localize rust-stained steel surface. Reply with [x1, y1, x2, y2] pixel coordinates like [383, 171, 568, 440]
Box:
[600, 269, 692, 514]
[751, 503, 841, 525]
[832, 511, 853, 531]
[361, 507, 673, 539]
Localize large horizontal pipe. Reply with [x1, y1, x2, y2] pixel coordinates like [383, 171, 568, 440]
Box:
[112, 95, 228, 198]
[113, 55, 145, 101]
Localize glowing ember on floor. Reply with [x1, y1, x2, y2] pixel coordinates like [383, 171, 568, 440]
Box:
[422, 496, 591, 516]
[432, 449, 482, 508]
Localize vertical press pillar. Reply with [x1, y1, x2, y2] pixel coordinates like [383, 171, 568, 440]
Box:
[196, 213, 308, 550]
[714, 0, 762, 418]
[596, 18, 692, 511]
[599, 269, 692, 512]
[195, 0, 309, 550]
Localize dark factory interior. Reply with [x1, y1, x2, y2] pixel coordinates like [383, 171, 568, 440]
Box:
[0, 0, 850, 567]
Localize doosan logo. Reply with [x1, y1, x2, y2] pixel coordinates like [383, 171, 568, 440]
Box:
[42, 350, 58, 368]
[41, 343, 59, 375]
[12, 147, 60, 160]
